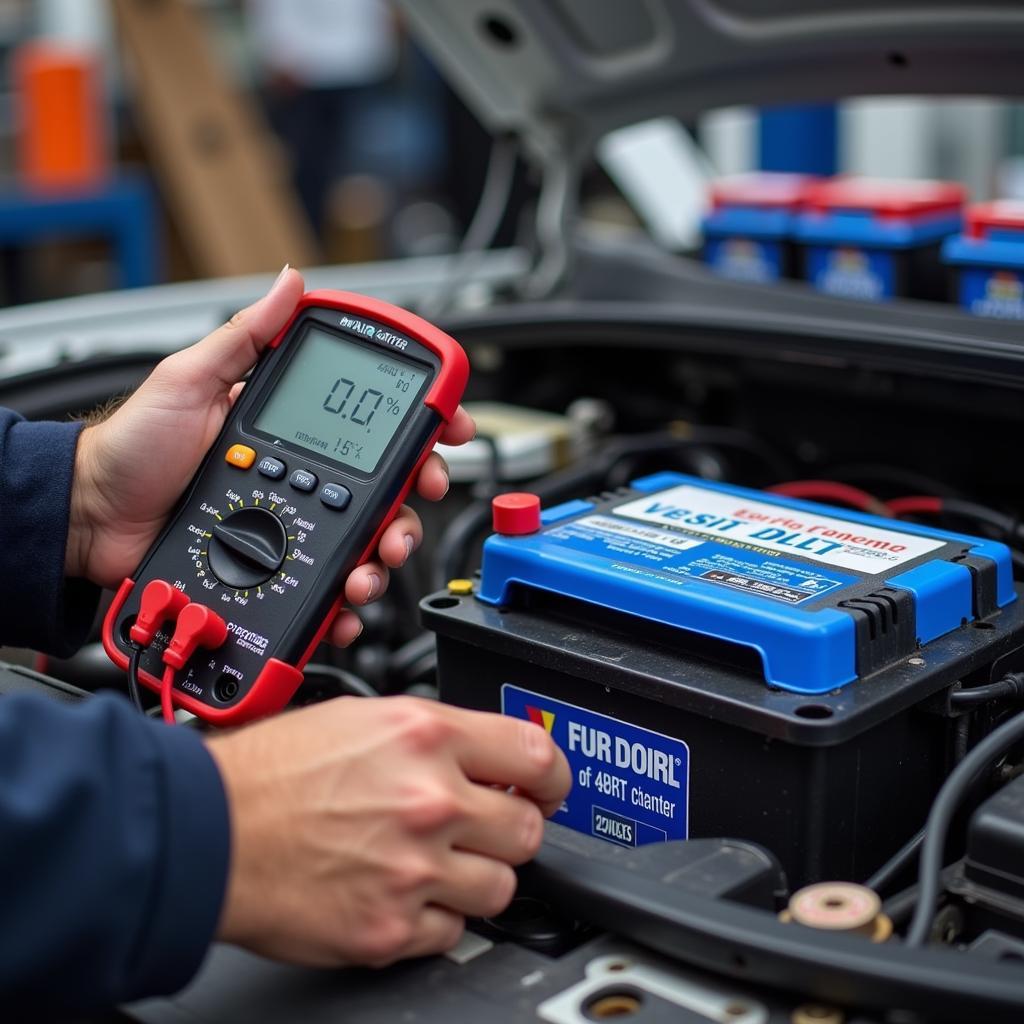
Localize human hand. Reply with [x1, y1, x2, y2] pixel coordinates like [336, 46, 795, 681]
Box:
[207, 696, 571, 966]
[66, 267, 475, 646]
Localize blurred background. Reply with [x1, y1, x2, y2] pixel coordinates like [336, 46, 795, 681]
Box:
[0, 0, 1024, 303]
[0, 0, 540, 304]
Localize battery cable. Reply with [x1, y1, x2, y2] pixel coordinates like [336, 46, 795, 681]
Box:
[906, 703, 1024, 947]
[767, 480, 889, 515]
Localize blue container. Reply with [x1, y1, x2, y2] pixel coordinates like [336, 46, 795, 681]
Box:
[794, 178, 965, 302]
[702, 173, 816, 284]
[943, 201, 1024, 319]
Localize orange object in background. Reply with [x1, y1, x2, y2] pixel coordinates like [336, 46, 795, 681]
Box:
[13, 42, 108, 192]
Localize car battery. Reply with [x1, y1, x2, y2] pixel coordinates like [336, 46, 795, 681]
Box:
[701, 173, 817, 284]
[422, 473, 1024, 887]
[942, 200, 1024, 320]
[794, 177, 965, 302]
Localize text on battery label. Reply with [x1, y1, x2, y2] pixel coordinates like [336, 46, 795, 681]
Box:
[613, 484, 944, 574]
[567, 721, 681, 788]
[571, 515, 704, 551]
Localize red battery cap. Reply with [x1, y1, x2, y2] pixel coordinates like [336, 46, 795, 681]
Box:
[710, 172, 819, 210]
[965, 200, 1024, 239]
[492, 493, 542, 536]
[804, 177, 966, 218]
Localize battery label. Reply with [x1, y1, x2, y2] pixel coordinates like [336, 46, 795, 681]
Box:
[612, 485, 943, 574]
[544, 514, 850, 603]
[705, 237, 783, 284]
[501, 685, 689, 847]
[806, 245, 895, 301]
[959, 267, 1024, 320]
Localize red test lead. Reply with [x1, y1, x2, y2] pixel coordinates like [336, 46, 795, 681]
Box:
[160, 604, 228, 723]
[130, 580, 190, 647]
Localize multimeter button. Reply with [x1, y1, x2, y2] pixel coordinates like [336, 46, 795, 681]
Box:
[257, 456, 286, 480]
[289, 469, 318, 492]
[320, 483, 352, 510]
[225, 444, 257, 469]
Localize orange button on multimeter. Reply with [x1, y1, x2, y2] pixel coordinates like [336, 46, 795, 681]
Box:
[225, 444, 257, 469]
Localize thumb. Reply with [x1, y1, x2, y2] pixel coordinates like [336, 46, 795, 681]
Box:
[168, 265, 305, 397]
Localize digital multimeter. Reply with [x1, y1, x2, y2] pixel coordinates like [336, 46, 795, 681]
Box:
[103, 290, 469, 725]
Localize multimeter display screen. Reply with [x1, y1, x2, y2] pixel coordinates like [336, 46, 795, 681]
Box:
[253, 327, 429, 472]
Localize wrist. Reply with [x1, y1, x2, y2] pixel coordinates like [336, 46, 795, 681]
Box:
[206, 730, 269, 948]
[65, 425, 100, 581]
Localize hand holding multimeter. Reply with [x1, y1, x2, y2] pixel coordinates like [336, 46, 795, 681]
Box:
[56, 269, 572, 979]
[92, 268, 471, 723]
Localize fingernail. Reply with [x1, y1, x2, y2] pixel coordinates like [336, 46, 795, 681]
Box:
[366, 573, 381, 601]
[268, 263, 290, 296]
[353, 618, 364, 640]
[403, 535, 415, 563]
[435, 454, 451, 498]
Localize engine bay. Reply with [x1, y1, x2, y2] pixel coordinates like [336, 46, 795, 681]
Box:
[2, 268, 1019, 1021]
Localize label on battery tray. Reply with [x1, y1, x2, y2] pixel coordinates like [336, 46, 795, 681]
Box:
[612, 485, 944, 574]
[501, 685, 689, 847]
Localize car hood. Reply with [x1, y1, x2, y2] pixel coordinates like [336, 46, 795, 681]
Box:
[398, 0, 1024, 158]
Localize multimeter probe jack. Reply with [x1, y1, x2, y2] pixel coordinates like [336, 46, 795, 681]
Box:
[104, 290, 469, 725]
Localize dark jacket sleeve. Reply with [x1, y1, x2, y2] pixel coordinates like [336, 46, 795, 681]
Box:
[0, 408, 100, 654]
[0, 691, 231, 1011]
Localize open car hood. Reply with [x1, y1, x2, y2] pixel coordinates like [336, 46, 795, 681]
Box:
[399, 0, 1024, 158]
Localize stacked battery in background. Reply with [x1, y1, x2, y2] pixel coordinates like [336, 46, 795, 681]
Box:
[794, 177, 965, 302]
[701, 173, 817, 284]
[942, 200, 1024, 320]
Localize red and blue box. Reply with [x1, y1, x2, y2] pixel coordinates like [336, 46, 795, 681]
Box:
[702, 173, 817, 284]
[942, 201, 1024, 319]
[794, 177, 965, 302]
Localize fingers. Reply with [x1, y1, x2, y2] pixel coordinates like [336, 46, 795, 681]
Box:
[429, 853, 517, 919]
[339, 507, 421, 609]
[328, 609, 364, 648]
[438, 707, 572, 816]
[416, 407, 474, 502]
[415, 452, 450, 502]
[452, 785, 545, 865]
[327, 507, 423, 648]
[344, 561, 390, 606]
[162, 266, 305, 400]
[376, 505, 422, 567]
[439, 406, 476, 446]
[390, 906, 465, 963]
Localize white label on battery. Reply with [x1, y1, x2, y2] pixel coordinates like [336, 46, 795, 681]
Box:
[613, 485, 945, 574]
[573, 515, 705, 552]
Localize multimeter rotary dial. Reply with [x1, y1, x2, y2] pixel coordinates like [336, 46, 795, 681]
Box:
[207, 506, 289, 589]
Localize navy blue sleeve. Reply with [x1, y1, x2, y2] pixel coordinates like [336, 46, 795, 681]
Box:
[0, 691, 231, 1012]
[0, 408, 100, 654]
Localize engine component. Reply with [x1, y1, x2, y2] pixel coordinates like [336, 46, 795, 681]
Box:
[947, 772, 1024, 943]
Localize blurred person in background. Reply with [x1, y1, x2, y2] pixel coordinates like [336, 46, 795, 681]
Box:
[248, 0, 399, 239]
